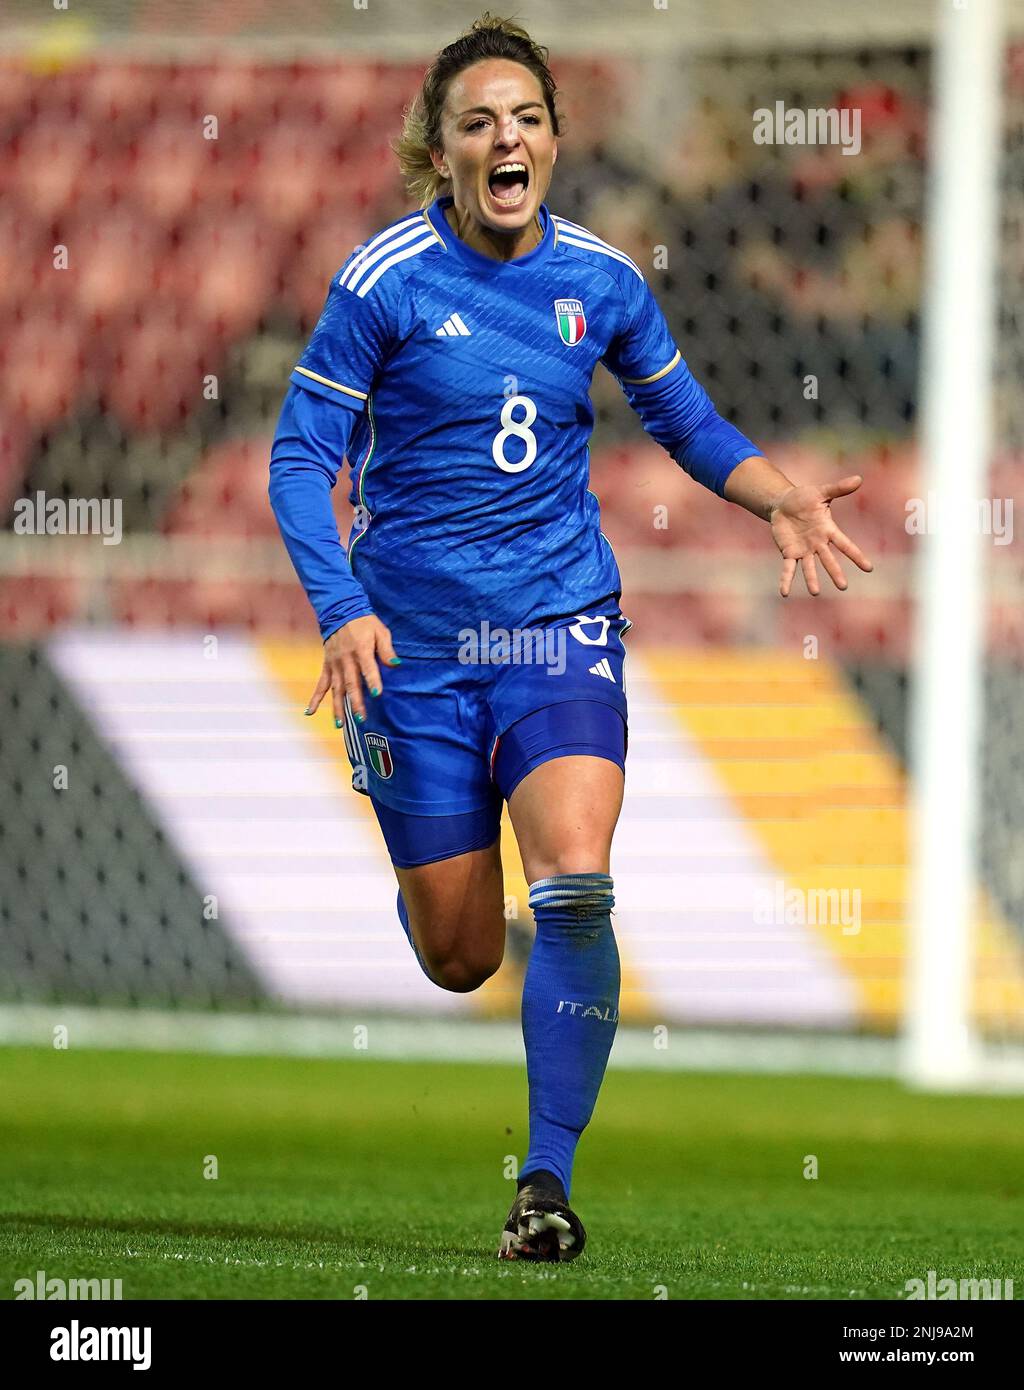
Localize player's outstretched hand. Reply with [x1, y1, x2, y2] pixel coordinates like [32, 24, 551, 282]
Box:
[769, 474, 874, 598]
[305, 614, 400, 725]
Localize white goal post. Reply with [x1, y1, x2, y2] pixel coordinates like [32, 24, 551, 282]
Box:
[904, 0, 1011, 1090]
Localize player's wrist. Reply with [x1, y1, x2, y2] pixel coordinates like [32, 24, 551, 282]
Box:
[768, 485, 799, 523]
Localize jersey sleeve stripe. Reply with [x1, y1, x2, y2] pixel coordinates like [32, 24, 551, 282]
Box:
[619, 348, 682, 385]
[555, 232, 645, 281]
[552, 217, 646, 280]
[354, 235, 438, 299]
[344, 223, 436, 293]
[553, 213, 626, 247]
[292, 365, 369, 400]
[339, 213, 424, 288]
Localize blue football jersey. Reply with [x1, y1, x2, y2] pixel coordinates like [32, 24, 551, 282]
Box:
[281, 195, 758, 655]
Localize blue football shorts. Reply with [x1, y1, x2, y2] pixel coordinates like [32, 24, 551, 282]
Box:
[338, 608, 632, 867]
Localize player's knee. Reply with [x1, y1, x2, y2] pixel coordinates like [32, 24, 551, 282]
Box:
[527, 849, 611, 883]
[423, 950, 500, 993]
[420, 920, 504, 993]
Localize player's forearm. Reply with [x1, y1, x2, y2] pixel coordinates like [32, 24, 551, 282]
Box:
[625, 366, 762, 499]
[268, 463, 376, 641]
[669, 417, 763, 499]
[722, 453, 798, 522]
[269, 385, 375, 641]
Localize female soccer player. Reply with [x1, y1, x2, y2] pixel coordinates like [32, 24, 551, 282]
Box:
[269, 13, 872, 1262]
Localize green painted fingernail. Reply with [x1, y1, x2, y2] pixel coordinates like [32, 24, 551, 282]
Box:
[370, 686, 381, 697]
[388, 657, 402, 665]
[355, 712, 366, 724]
[335, 718, 343, 729]
[304, 708, 314, 716]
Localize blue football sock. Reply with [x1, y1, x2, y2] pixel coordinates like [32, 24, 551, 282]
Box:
[520, 873, 620, 1199]
[396, 888, 437, 984]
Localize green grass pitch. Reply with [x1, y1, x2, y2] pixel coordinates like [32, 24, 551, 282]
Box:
[0, 1044, 1021, 1300]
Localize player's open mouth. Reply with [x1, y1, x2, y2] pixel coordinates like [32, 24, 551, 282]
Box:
[487, 161, 529, 208]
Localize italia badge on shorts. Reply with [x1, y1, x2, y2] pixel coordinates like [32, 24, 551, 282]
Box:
[554, 298, 587, 346]
[364, 732, 394, 779]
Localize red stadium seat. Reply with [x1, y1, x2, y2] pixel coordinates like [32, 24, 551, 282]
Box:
[555, 60, 632, 154]
[0, 576, 83, 635]
[0, 204, 51, 314]
[282, 60, 419, 131]
[78, 62, 158, 141]
[110, 576, 313, 633]
[850, 441, 920, 547]
[776, 595, 913, 660]
[187, 61, 273, 135]
[21, 67, 86, 125]
[163, 436, 281, 539]
[163, 212, 283, 341]
[147, 62, 216, 126]
[102, 313, 215, 435]
[63, 207, 167, 325]
[336, 140, 408, 212]
[247, 122, 336, 232]
[988, 452, 1024, 508]
[279, 208, 376, 328]
[200, 140, 257, 212]
[10, 120, 94, 222]
[591, 440, 764, 551]
[0, 61, 34, 129]
[0, 311, 87, 432]
[617, 591, 749, 646]
[130, 118, 217, 226]
[293, 62, 388, 128]
[988, 599, 1024, 659]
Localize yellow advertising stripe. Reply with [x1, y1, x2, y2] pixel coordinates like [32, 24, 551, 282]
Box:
[642, 648, 1024, 1029]
[257, 640, 650, 1021]
[258, 636, 381, 806]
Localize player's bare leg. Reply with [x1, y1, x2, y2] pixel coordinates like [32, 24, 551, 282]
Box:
[496, 754, 625, 1260]
[394, 837, 506, 993]
[507, 754, 623, 883]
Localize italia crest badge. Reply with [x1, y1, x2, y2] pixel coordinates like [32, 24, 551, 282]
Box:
[364, 732, 394, 779]
[554, 298, 587, 346]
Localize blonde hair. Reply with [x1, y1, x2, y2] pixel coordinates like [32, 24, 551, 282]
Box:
[392, 12, 562, 209]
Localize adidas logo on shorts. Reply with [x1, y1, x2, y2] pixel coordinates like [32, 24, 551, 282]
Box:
[588, 658, 615, 682]
[435, 313, 472, 336]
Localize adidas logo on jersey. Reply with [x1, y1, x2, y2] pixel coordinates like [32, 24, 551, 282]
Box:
[435, 313, 472, 337]
[588, 658, 615, 682]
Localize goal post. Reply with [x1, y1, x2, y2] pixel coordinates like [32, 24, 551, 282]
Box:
[904, 0, 1008, 1089]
